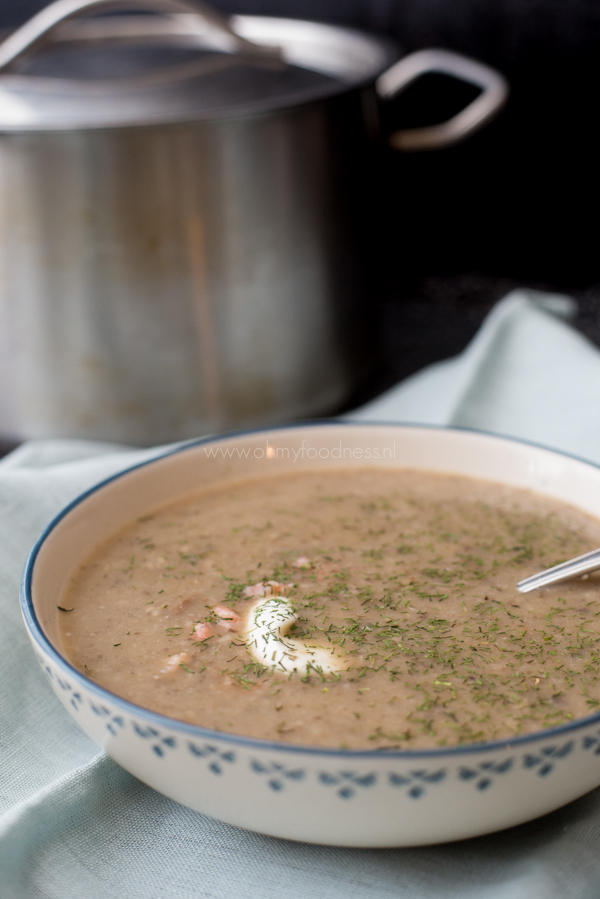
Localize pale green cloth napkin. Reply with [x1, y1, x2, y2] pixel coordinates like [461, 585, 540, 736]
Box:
[3, 290, 600, 899]
[350, 288, 600, 466]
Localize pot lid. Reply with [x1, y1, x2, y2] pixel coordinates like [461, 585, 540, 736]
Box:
[0, 0, 398, 131]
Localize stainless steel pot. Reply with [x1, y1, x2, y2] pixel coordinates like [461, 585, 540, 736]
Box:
[0, 0, 508, 445]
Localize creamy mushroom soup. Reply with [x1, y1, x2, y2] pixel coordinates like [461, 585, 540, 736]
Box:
[60, 468, 600, 749]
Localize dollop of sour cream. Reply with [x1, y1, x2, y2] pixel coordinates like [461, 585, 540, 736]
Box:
[243, 582, 345, 676]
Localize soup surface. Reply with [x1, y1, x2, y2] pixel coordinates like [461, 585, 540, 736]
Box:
[61, 468, 600, 749]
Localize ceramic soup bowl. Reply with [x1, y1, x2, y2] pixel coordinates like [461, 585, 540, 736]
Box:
[21, 423, 600, 847]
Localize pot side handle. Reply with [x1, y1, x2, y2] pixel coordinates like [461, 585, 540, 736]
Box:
[0, 0, 280, 73]
[376, 48, 509, 151]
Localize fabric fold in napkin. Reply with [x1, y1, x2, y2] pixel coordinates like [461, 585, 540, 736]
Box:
[349, 288, 600, 465]
[3, 289, 600, 899]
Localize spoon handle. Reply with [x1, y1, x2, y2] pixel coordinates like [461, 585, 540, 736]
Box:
[517, 547, 600, 593]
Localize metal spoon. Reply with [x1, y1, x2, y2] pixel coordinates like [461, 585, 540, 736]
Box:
[517, 548, 600, 593]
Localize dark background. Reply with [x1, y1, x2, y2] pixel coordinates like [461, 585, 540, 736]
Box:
[1, 0, 599, 447]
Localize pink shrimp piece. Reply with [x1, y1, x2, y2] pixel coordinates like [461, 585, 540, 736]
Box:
[292, 556, 311, 569]
[271, 581, 293, 595]
[243, 583, 268, 598]
[157, 651, 190, 676]
[243, 580, 293, 599]
[213, 605, 240, 630]
[192, 622, 213, 641]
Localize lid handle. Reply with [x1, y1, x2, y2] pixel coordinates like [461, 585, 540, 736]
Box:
[0, 0, 281, 73]
[376, 49, 509, 151]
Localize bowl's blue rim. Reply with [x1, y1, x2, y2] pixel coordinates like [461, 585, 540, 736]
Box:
[20, 420, 600, 760]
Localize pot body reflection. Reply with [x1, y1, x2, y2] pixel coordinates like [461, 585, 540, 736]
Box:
[0, 93, 369, 444]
